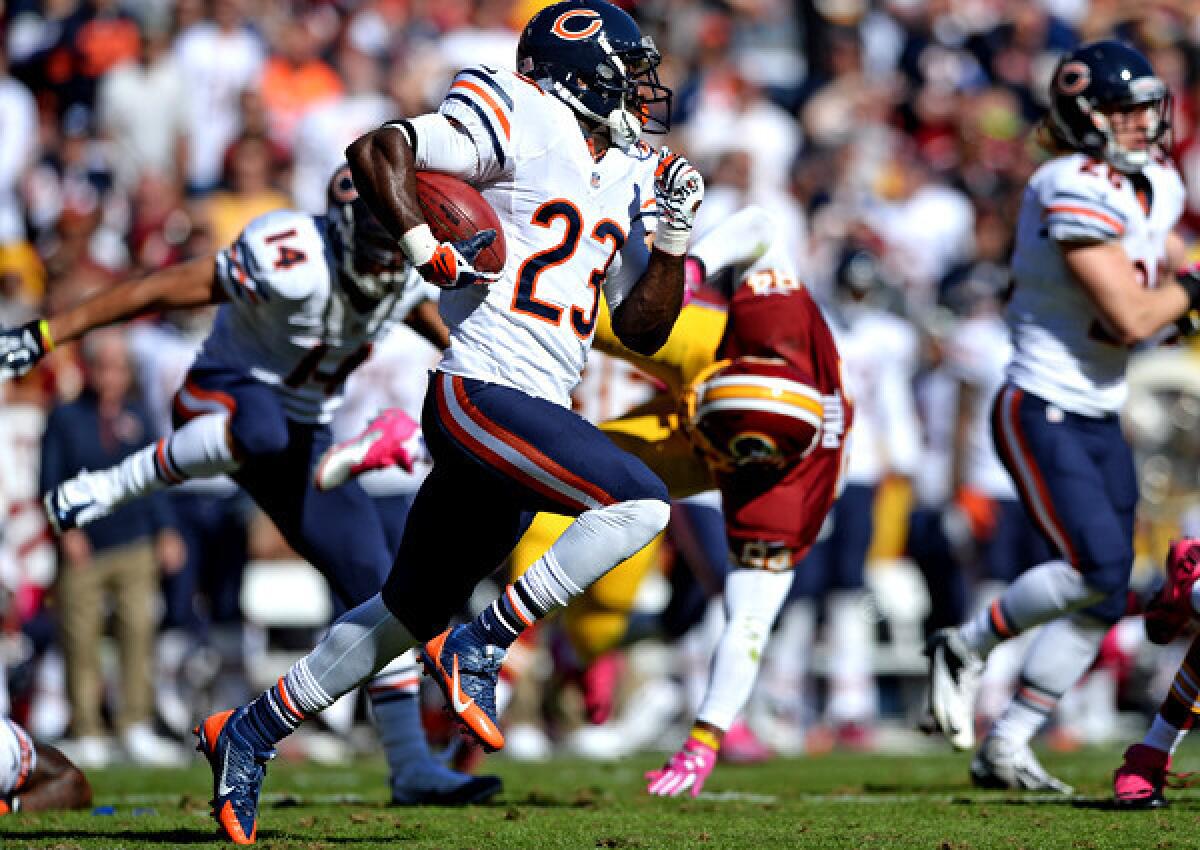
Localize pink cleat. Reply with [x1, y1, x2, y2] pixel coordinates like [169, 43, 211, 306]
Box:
[314, 408, 427, 492]
[1113, 744, 1170, 809]
[1144, 539, 1200, 645]
[719, 720, 772, 764]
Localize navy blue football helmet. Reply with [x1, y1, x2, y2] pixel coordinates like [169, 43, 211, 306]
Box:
[516, 0, 671, 150]
[1048, 40, 1169, 174]
[326, 164, 410, 300]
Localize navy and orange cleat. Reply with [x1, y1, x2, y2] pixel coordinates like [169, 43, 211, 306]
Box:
[420, 626, 506, 752]
[1145, 539, 1200, 645]
[194, 707, 275, 845]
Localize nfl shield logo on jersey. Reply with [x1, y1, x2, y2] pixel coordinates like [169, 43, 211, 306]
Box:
[591, 172, 601, 189]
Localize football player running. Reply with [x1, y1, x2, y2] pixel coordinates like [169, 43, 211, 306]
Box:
[926, 40, 1200, 792]
[0, 166, 502, 834]
[325, 205, 853, 796]
[172, 0, 703, 843]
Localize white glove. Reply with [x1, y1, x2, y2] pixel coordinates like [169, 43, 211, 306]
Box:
[0, 320, 52, 383]
[653, 148, 705, 256]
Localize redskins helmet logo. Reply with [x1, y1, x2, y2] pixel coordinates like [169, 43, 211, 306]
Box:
[551, 9, 603, 40]
[728, 432, 782, 464]
[1055, 60, 1091, 96]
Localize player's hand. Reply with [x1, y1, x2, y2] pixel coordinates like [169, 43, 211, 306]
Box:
[0, 320, 52, 383]
[653, 148, 705, 256]
[417, 230, 501, 290]
[645, 736, 717, 798]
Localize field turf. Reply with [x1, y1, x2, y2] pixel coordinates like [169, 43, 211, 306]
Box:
[2, 746, 1198, 849]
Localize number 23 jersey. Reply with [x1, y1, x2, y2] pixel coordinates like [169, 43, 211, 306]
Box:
[202, 209, 436, 424]
[1007, 152, 1184, 416]
[412, 65, 659, 409]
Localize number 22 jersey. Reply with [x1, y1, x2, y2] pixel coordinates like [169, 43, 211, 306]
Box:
[409, 65, 660, 409]
[1007, 152, 1184, 416]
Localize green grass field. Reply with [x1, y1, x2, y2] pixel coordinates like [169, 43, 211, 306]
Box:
[2, 746, 1198, 849]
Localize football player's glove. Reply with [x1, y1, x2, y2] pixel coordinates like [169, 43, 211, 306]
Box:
[653, 148, 704, 256]
[0, 319, 52, 383]
[645, 734, 717, 798]
[402, 225, 501, 290]
[1175, 264, 1200, 337]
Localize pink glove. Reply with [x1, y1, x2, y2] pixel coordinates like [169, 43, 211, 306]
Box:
[645, 736, 717, 798]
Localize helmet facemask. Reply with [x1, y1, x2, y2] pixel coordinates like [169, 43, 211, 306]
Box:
[520, 33, 671, 151]
[1050, 59, 1171, 174]
[327, 166, 410, 301]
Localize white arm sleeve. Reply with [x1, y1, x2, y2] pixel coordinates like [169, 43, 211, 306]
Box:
[393, 114, 484, 181]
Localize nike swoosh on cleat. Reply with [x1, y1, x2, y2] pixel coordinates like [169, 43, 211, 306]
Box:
[449, 656, 474, 715]
[218, 743, 235, 798]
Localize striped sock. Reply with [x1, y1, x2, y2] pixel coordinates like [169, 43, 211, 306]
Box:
[992, 676, 1060, 745]
[473, 551, 581, 648]
[238, 659, 331, 750]
[960, 598, 1015, 659]
[1159, 641, 1200, 734]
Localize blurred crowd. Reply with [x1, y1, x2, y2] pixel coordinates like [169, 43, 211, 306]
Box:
[4, 0, 1200, 767]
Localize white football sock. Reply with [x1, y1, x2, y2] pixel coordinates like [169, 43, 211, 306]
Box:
[960, 559, 1103, 657]
[92, 413, 238, 512]
[825, 589, 877, 725]
[759, 599, 815, 723]
[291, 594, 418, 712]
[990, 614, 1105, 746]
[696, 568, 795, 732]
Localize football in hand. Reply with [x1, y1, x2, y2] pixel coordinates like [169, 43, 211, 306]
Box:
[415, 172, 506, 274]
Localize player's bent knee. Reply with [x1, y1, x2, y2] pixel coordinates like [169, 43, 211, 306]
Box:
[229, 414, 289, 457]
[1081, 555, 1134, 599]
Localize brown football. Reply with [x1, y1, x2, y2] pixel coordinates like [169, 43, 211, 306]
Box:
[414, 171, 507, 274]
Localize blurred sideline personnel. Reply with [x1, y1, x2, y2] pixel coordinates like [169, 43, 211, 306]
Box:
[0, 167, 501, 810]
[927, 40, 1200, 792]
[327, 206, 851, 796]
[169, 0, 703, 843]
[0, 716, 91, 814]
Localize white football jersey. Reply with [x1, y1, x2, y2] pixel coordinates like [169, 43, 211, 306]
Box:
[202, 209, 437, 424]
[0, 717, 33, 796]
[413, 65, 658, 408]
[1007, 152, 1185, 416]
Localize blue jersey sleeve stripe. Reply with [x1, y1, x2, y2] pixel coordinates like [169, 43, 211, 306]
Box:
[444, 92, 507, 168]
[460, 68, 513, 112]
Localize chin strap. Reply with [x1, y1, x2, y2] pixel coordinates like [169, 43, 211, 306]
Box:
[546, 79, 642, 152]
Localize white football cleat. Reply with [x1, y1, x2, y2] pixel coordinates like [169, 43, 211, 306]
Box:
[927, 628, 984, 751]
[44, 468, 121, 533]
[970, 734, 1073, 794]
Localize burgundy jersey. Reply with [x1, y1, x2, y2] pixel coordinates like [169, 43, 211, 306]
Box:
[714, 272, 853, 565]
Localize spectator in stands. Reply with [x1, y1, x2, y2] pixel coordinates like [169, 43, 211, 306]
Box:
[257, 17, 343, 151]
[291, 42, 394, 214]
[96, 20, 190, 191]
[0, 41, 38, 265]
[173, 0, 265, 194]
[40, 328, 185, 767]
[199, 133, 290, 251]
